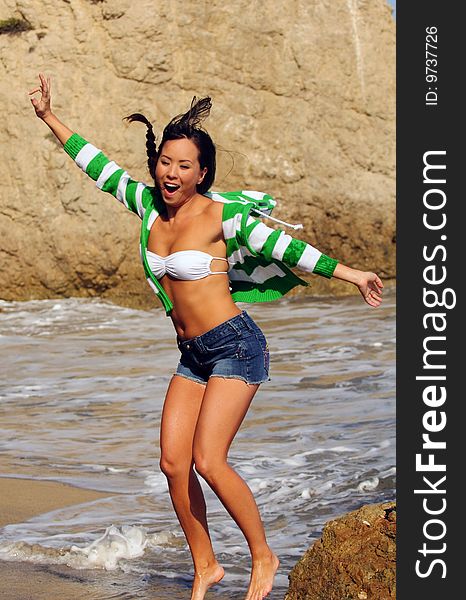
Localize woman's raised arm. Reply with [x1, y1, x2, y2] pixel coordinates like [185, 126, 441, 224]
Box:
[29, 73, 73, 146]
[29, 73, 159, 220]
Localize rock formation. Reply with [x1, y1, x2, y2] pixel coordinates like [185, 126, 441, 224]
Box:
[285, 501, 396, 600]
[0, 0, 395, 308]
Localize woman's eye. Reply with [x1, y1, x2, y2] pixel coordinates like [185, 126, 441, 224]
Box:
[180, 165, 189, 170]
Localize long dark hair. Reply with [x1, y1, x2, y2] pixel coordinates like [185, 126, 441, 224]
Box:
[124, 97, 216, 194]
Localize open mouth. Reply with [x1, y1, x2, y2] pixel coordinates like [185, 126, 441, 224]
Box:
[163, 183, 180, 194]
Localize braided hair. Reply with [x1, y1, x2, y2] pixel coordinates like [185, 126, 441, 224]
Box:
[125, 96, 216, 194]
[123, 112, 157, 181]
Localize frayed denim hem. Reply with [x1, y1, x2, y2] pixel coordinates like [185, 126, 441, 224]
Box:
[174, 373, 270, 386]
[173, 373, 207, 386]
[209, 374, 270, 386]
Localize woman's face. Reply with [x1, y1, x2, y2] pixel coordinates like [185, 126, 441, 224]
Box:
[155, 137, 207, 206]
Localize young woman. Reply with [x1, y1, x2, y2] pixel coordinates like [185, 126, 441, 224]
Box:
[29, 73, 383, 600]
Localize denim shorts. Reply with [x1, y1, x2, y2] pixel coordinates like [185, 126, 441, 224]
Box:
[175, 311, 270, 385]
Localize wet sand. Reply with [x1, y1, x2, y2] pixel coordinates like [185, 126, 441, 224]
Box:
[0, 477, 114, 600]
[0, 477, 113, 528]
[0, 562, 98, 600]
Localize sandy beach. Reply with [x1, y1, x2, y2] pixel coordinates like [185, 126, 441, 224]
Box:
[0, 477, 113, 529]
[0, 477, 193, 600]
[0, 477, 114, 600]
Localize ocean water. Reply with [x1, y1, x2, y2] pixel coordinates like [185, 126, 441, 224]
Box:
[0, 292, 395, 599]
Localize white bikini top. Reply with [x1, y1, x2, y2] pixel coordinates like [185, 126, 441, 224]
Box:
[146, 249, 230, 281]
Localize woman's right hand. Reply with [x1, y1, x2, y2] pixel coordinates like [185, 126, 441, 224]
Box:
[29, 73, 52, 120]
[28, 74, 73, 146]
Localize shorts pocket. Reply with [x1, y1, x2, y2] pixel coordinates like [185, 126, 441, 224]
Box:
[203, 338, 239, 354]
[236, 338, 255, 360]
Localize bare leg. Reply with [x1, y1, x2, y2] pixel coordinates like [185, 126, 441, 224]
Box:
[192, 377, 279, 600]
[160, 376, 224, 600]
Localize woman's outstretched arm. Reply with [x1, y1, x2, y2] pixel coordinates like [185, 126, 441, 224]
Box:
[29, 73, 73, 145]
[245, 216, 384, 307]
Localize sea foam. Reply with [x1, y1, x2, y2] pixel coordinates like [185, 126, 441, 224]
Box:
[0, 525, 174, 570]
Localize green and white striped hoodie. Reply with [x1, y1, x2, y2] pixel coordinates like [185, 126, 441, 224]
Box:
[64, 133, 338, 315]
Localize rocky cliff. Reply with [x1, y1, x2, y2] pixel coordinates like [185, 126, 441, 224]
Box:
[0, 0, 395, 308]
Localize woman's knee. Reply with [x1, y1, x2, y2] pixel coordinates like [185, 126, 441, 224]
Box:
[159, 454, 192, 480]
[193, 450, 226, 483]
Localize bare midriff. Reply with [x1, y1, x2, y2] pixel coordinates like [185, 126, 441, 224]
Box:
[162, 273, 241, 340]
[148, 196, 242, 339]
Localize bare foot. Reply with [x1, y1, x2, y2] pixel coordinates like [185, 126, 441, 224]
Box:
[244, 552, 280, 599]
[191, 562, 225, 600]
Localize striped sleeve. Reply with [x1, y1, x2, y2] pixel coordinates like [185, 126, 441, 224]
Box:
[63, 133, 154, 219]
[245, 217, 338, 278]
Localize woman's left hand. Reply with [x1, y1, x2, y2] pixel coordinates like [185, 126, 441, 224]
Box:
[355, 271, 384, 307]
[332, 263, 384, 307]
